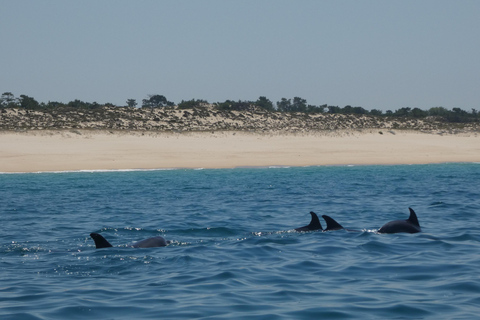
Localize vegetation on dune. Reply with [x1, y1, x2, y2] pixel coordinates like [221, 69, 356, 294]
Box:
[1, 92, 479, 132]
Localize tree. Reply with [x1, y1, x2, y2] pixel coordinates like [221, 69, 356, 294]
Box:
[46, 101, 64, 109]
[1, 92, 17, 108]
[317, 104, 327, 113]
[452, 107, 467, 115]
[341, 105, 353, 114]
[178, 99, 208, 109]
[126, 99, 137, 108]
[216, 100, 253, 111]
[67, 99, 90, 109]
[394, 107, 411, 117]
[276, 97, 308, 112]
[352, 106, 367, 114]
[215, 100, 234, 110]
[142, 94, 174, 108]
[328, 105, 341, 114]
[411, 108, 427, 118]
[428, 107, 449, 117]
[306, 104, 324, 113]
[19, 95, 40, 110]
[292, 97, 307, 112]
[255, 96, 274, 111]
[276, 98, 292, 112]
[445, 107, 471, 123]
[370, 109, 383, 116]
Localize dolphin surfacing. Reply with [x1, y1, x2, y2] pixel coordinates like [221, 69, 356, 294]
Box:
[90, 232, 168, 249]
[321, 215, 345, 231]
[378, 208, 421, 234]
[295, 211, 323, 232]
[321, 215, 362, 232]
[295, 212, 361, 232]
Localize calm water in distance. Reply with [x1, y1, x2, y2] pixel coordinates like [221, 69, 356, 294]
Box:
[1, 164, 480, 319]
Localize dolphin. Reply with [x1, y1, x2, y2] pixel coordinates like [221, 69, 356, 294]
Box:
[321, 215, 346, 231]
[321, 215, 361, 232]
[295, 211, 323, 232]
[90, 232, 168, 248]
[378, 208, 421, 234]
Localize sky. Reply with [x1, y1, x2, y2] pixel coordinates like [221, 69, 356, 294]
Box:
[1, 0, 479, 111]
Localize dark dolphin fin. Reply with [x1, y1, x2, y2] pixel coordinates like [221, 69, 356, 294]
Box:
[322, 215, 344, 231]
[90, 232, 113, 248]
[407, 207, 420, 228]
[295, 211, 323, 231]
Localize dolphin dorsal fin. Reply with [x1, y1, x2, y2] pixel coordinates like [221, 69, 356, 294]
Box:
[308, 211, 323, 230]
[90, 233, 113, 248]
[322, 215, 344, 231]
[407, 208, 420, 227]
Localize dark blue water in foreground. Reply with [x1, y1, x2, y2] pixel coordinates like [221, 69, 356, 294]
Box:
[1, 164, 480, 319]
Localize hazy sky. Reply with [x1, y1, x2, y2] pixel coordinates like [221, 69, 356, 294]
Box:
[1, 0, 479, 111]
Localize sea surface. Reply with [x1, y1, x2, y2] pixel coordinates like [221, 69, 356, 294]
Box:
[1, 164, 480, 319]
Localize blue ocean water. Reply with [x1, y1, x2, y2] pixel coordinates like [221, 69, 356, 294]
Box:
[1, 164, 480, 319]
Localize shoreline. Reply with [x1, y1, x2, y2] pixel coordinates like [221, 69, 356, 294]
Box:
[1, 129, 479, 173]
[2, 162, 479, 175]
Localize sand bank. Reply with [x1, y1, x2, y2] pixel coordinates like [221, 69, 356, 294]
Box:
[0, 130, 479, 173]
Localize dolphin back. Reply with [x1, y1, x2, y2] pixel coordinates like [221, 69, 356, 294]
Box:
[378, 207, 421, 234]
[132, 236, 168, 248]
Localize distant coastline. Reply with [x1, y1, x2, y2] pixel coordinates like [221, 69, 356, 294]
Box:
[2, 103, 479, 173]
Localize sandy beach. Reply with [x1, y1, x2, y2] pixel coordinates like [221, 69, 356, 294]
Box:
[1, 129, 478, 173]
